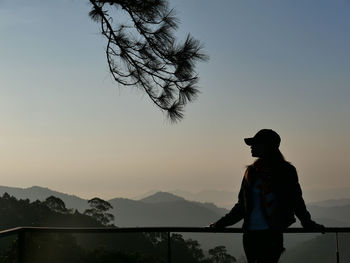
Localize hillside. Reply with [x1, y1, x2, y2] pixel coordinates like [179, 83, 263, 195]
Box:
[282, 233, 350, 263]
[0, 194, 220, 263]
[0, 186, 89, 211]
[2, 186, 350, 259]
[139, 191, 186, 203]
[0, 186, 230, 227]
[2, 185, 350, 228]
[307, 205, 350, 226]
[109, 197, 225, 227]
[139, 191, 228, 216]
[170, 189, 237, 209]
[309, 198, 350, 207]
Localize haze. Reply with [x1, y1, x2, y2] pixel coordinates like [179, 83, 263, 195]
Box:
[0, 0, 349, 202]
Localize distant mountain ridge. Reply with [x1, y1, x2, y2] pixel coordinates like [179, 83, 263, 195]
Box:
[1, 185, 350, 227]
[2, 185, 350, 258]
[139, 191, 186, 203]
[0, 185, 229, 225]
[170, 189, 237, 209]
[0, 185, 89, 211]
[309, 198, 350, 207]
[132, 189, 237, 209]
[135, 187, 350, 208]
[139, 191, 228, 215]
[108, 191, 228, 227]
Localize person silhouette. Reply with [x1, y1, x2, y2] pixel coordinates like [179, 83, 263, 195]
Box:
[210, 129, 324, 263]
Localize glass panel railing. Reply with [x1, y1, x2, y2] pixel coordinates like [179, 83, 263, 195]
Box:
[21, 232, 168, 263]
[337, 232, 350, 263]
[0, 234, 17, 263]
[176, 232, 243, 263]
[282, 233, 334, 263]
[0, 227, 349, 263]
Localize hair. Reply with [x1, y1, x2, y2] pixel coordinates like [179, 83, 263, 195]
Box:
[245, 148, 290, 180]
[253, 148, 289, 165]
[268, 148, 287, 162]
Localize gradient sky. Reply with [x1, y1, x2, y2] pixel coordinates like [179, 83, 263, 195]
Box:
[0, 0, 349, 201]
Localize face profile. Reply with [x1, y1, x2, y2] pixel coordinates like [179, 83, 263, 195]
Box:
[246, 129, 281, 159]
[250, 144, 266, 158]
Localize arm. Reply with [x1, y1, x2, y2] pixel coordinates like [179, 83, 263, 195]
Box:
[211, 178, 246, 228]
[289, 166, 311, 225]
[288, 166, 324, 230]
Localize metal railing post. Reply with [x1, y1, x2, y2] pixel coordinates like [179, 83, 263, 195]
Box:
[335, 232, 339, 263]
[18, 230, 25, 263]
[167, 231, 172, 263]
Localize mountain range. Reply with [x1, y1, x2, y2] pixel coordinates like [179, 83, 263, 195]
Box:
[134, 187, 350, 209]
[1, 185, 350, 227]
[1, 185, 350, 260]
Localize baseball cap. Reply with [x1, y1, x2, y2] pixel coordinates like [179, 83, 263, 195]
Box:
[244, 129, 281, 148]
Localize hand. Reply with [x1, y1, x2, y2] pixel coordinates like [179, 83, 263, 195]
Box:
[303, 221, 326, 234]
[208, 222, 226, 229]
[314, 223, 326, 234]
[208, 222, 217, 228]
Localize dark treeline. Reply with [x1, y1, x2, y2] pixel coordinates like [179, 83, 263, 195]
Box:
[0, 193, 236, 263]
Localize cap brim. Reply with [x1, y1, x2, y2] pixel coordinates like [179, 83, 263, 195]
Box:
[244, 138, 255, 146]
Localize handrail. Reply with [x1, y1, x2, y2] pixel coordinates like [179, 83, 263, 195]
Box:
[1, 226, 350, 236]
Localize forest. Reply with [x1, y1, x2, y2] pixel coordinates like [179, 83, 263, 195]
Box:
[0, 193, 236, 263]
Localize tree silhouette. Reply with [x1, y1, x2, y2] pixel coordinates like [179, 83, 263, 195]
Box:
[89, 0, 208, 122]
[43, 196, 70, 214]
[208, 246, 236, 263]
[185, 239, 205, 261]
[84, 197, 115, 226]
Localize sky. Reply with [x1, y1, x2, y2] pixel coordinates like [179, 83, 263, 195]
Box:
[0, 0, 349, 201]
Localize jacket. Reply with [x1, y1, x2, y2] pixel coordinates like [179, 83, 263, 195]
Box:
[214, 162, 317, 231]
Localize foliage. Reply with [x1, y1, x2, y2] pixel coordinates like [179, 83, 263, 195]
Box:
[209, 246, 237, 263]
[84, 197, 115, 226]
[0, 194, 101, 230]
[43, 196, 71, 214]
[84, 247, 164, 263]
[89, 0, 208, 122]
[0, 193, 102, 263]
[0, 193, 237, 263]
[143, 232, 236, 263]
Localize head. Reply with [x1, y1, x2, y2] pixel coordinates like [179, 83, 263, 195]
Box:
[244, 129, 283, 160]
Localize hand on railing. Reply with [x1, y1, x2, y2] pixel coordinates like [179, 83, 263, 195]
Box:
[207, 222, 225, 229]
[302, 220, 326, 234]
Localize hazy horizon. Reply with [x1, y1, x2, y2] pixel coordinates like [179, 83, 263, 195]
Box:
[1, 1, 349, 201]
[3, 184, 350, 208]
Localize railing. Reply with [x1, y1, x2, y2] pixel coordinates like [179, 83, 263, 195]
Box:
[0, 227, 349, 263]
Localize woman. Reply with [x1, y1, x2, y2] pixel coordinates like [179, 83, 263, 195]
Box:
[210, 129, 324, 263]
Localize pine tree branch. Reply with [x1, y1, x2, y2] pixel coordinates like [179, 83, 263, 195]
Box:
[89, 0, 208, 122]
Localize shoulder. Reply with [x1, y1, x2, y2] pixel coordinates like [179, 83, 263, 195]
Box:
[244, 164, 255, 177]
[283, 162, 297, 173]
[245, 165, 254, 173]
[240, 165, 254, 187]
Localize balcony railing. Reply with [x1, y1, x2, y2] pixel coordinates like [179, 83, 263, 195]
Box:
[0, 227, 349, 263]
